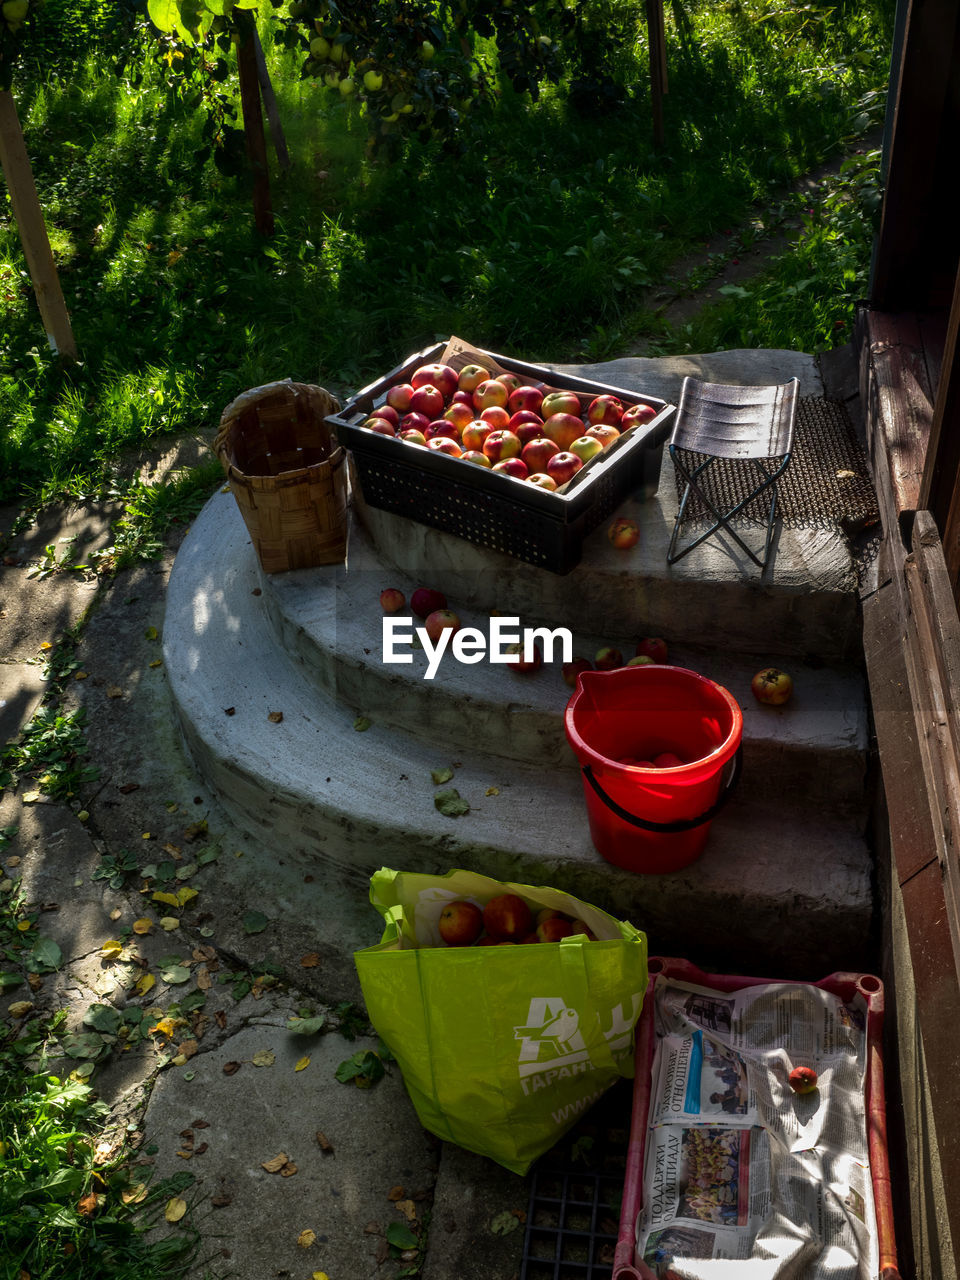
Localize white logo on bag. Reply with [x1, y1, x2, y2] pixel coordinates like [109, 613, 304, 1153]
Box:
[515, 993, 645, 1093]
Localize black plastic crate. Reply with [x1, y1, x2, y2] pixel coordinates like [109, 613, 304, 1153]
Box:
[326, 341, 675, 574]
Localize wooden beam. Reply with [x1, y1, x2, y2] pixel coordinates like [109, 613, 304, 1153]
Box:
[235, 12, 274, 237]
[253, 27, 291, 172]
[0, 89, 77, 359]
[918, 269, 960, 588]
[645, 0, 666, 148]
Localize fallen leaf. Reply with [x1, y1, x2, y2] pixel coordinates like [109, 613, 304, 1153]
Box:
[396, 1198, 418, 1222]
[132, 918, 153, 935]
[134, 973, 155, 997]
[106, 686, 123, 699]
[175, 1147, 192, 1157]
[300, 952, 320, 967]
[353, 716, 371, 731]
[196, 967, 212, 990]
[252, 1049, 275, 1067]
[177, 1039, 199, 1059]
[144, 626, 159, 641]
[280, 1162, 298, 1177]
[77, 1191, 100, 1218]
[8, 1001, 34, 1018]
[311, 1273, 330, 1280]
[100, 940, 124, 959]
[316, 1131, 334, 1152]
[431, 766, 454, 785]
[159, 917, 180, 931]
[195, 1142, 208, 1155]
[118, 782, 140, 794]
[242, 910, 269, 935]
[376, 1239, 390, 1265]
[160, 964, 190, 985]
[434, 787, 470, 818]
[261, 1153, 290, 1173]
[164, 1197, 188, 1223]
[267, 710, 283, 723]
[363, 1220, 381, 1234]
[74, 670, 88, 679]
[295, 1056, 311, 1072]
[297, 1229, 316, 1249]
[149, 1017, 181, 1038]
[490, 1208, 521, 1236]
[109, 908, 122, 921]
[387, 1186, 405, 1201]
[211, 1194, 232, 1207]
[121, 1183, 149, 1205]
[485, 786, 500, 796]
[39, 641, 52, 651]
[21, 791, 42, 804]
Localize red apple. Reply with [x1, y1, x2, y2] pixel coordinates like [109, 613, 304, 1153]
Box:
[480, 405, 511, 431]
[608, 517, 640, 549]
[751, 668, 793, 705]
[492, 458, 529, 480]
[362, 416, 396, 436]
[379, 588, 406, 613]
[636, 637, 668, 663]
[620, 402, 658, 430]
[409, 384, 444, 419]
[428, 437, 462, 457]
[400, 411, 431, 435]
[411, 362, 458, 399]
[586, 394, 624, 426]
[510, 416, 547, 446]
[458, 364, 488, 393]
[546, 452, 584, 485]
[473, 379, 510, 411]
[461, 421, 493, 452]
[543, 412, 585, 451]
[386, 383, 414, 413]
[424, 608, 460, 641]
[425, 419, 461, 442]
[483, 893, 533, 941]
[595, 646, 623, 670]
[373, 404, 400, 427]
[443, 402, 474, 432]
[562, 657, 592, 687]
[438, 900, 484, 946]
[788, 1065, 818, 1095]
[483, 430, 522, 462]
[508, 385, 544, 415]
[462, 449, 492, 467]
[451, 389, 475, 408]
[567, 918, 596, 940]
[541, 390, 582, 419]
[411, 587, 447, 618]
[505, 641, 542, 673]
[527, 473, 558, 492]
[399, 429, 427, 447]
[569, 435, 604, 466]
[522, 436, 561, 474]
[585, 424, 620, 450]
[496, 372, 524, 393]
[537, 917, 575, 943]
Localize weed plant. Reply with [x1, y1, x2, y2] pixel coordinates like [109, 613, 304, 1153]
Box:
[0, 0, 896, 505]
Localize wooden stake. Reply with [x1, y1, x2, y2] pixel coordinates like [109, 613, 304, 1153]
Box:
[645, 0, 667, 149]
[0, 89, 77, 359]
[253, 27, 291, 171]
[235, 12, 274, 236]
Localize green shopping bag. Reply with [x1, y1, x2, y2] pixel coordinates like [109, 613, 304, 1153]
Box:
[354, 867, 648, 1174]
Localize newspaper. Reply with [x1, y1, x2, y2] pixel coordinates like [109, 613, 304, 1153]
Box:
[635, 977, 878, 1279]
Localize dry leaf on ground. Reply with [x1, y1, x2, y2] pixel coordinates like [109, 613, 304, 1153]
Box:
[387, 1185, 405, 1201]
[297, 1229, 316, 1249]
[164, 1197, 188, 1223]
[396, 1199, 418, 1222]
[261, 1153, 290, 1173]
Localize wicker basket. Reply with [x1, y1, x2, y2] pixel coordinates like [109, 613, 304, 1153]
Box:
[215, 380, 348, 573]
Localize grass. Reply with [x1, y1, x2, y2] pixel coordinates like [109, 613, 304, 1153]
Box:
[0, 0, 896, 509]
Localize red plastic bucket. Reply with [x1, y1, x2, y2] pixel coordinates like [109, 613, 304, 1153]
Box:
[564, 665, 743, 874]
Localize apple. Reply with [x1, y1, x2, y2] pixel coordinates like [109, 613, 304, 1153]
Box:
[483, 893, 533, 940]
[425, 419, 460, 442]
[411, 362, 458, 399]
[461, 421, 493, 452]
[438, 900, 483, 946]
[595, 646, 623, 670]
[546, 452, 584, 485]
[443, 402, 475, 432]
[480, 405, 511, 432]
[653, 752, 685, 768]
[608, 517, 640, 549]
[399, 429, 427, 447]
[424, 608, 460, 642]
[505, 641, 542, 673]
[483, 430, 522, 462]
[362, 416, 396, 436]
[627, 655, 655, 666]
[527, 474, 558, 492]
[636, 637, 668, 663]
[751, 668, 793, 705]
[567, 918, 596, 940]
[409, 384, 444, 419]
[363, 68, 384, 92]
[473, 379, 510, 411]
[458, 364, 488, 393]
[586, 394, 624, 426]
[541, 390, 582, 419]
[570, 435, 604, 466]
[386, 383, 415, 413]
[492, 458, 529, 480]
[461, 449, 492, 467]
[400, 411, 431, 435]
[451, 389, 475, 407]
[508, 385, 544, 415]
[537, 917, 575, 943]
[339, 77, 356, 98]
[411, 587, 447, 618]
[562, 657, 592, 687]
[373, 404, 400, 427]
[379, 588, 406, 612]
[521, 436, 560, 474]
[428, 437, 462, 457]
[496, 372, 524, 394]
[510, 416, 547, 447]
[585, 424, 620, 450]
[543, 412, 585, 451]
[620, 402, 658, 430]
[788, 1065, 818, 1095]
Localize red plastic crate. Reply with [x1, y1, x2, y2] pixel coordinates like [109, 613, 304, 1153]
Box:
[614, 958, 901, 1280]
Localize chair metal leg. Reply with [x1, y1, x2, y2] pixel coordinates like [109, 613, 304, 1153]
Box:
[668, 450, 788, 570]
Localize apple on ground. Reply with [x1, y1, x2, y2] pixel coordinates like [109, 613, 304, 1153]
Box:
[386, 382, 415, 413]
[483, 893, 533, 940]
[362, 417, 396, 436]
[400, 411, 431, 435]
[462, 450, 492, 467]
[409, 384, 444, 419]
[541, 390, 582, 419]
[411, 587, 447, 618]
[373, 404, 400, 427]
[461, 421, 493, 452]
[458, 364, 488, 393]
[424, 608, 460, 642]
[546, 452, 583, 485]
[543, 412, 585, 451]
[399, 428, 427, 446]
[496, 372, 524, 393]
[608, 517, 640, 549]
[508, 385, 544, 415]
[428, 437, 462, 456]
[379, 588, 406, 613]
[751, 668, 793, 705]
[627, 654, 655, 666]
[504, 641, 542, 673]
[473, 379, 510, 411]
[537, 917, 575, 943]
[438, 899, 483, 946]
[480, 405, 511, 431]
[483, 430, 522, 462]
[425, 419, 460, 442]
[595, 646, 623, 670]
[562, 657, 592, 687]
[411, 362, 458, 399]
[620, 402, 658, 430]
[493, 457, 529, 479]
[636, 637, 668, 663]
[586, 394, 624, 426]
[521, 436, 560, 474]
[788, 1065, 818, 1095]
[443, 401, 475, 432]
[527, 473, 558, 492]
[570, 435, 604, 466]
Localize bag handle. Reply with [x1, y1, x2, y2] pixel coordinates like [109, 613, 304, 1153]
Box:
[581, 745, 742, 834]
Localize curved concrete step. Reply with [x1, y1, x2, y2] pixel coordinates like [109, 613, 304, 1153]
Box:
[163, 490, 874, 976]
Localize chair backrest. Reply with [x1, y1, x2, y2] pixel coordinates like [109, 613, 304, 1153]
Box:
[670, 377, 799, 460]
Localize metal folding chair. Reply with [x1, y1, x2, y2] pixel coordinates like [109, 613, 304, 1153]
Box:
[666, 376, 799, 569]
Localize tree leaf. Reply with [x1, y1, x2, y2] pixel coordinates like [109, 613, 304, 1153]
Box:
[29, 937, 62, 971]
[434, 787, 470, 818]
[386, 1221, 418, 1249]
[160, 965, 191, 985]
[335, 1050, 385, 1086]
[430, 767, 454, 785]
[353, 716, 372, 731]
[295, 1056, 311, 1072]
[61, 1031, 108, 1060]
[242, 910, 269, 934]
[252, 1049, 275, 1067]
[286, 1014, 325, 1035]
[83, 1003, 122, 1034]
[164, 1195, 188, 1223]
[490, 1209, 522, 1236]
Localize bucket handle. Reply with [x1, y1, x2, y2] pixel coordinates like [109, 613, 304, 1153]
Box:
[581, 745, 743, 834]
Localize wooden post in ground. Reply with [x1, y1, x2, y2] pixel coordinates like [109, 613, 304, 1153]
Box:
[0, 89, 77, 359]
[234, 12, 274, 236]
[253, 28, 291, 171]
[645, 0, 667, 149]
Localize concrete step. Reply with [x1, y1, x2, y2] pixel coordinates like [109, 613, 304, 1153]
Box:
[163, 490, 874, 977]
